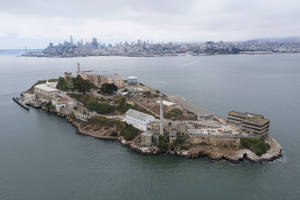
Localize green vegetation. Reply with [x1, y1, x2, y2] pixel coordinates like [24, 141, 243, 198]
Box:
[87, 101, 115, 114]
[48, 78, 59, 82]
[100, 83, 118, 94]
[69, 112, 75, 119]
[110, 131, 118, 137]
[180, 144, 191, 150]
[84, 116, 140, 141]
[72, 76, 96, 94]
[116, 97, 133, 113]
[174, 136, 188, 147]
[240, 138, 270, 156]
[199, 141, 208, 146]
[57, 76, 96, 94]
[68, 93, 116, 114]
[166, 108, 183, 120]
[166, 108, 197, 120]
[56, 77, 69, 91]
[158, 135, 169, 152]
[120, 123, 140, 141]
[44, 102, 55, 111]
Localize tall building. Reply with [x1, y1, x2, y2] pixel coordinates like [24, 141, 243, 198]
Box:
[70, 35, 74, 45]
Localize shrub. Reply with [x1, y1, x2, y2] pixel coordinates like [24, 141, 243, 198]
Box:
[174, 136, 187, 147]
[180, 144, 191, 150]
[100, 83, 118, 94]
[166, 108, 183, 120]
[199, 141, 208, 146]
[120, 123, 139, 141]
[240, 138, 271, 156]
[56, 77, 69, 91]
[110, 131, 118, 137]
[158, 135, 169, 152]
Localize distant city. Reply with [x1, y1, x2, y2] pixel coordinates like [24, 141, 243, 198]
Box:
[23, 35, 300, 57]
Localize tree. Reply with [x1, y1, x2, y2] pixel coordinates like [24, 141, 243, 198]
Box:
[100, 83, 118, 94]
[72, 75, 96, 94]
[56, 77, 69, 91]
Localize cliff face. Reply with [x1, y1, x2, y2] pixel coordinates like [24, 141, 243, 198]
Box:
[176, 136, 282, 162]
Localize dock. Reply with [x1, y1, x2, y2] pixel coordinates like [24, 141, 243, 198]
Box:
[12, 97, 29, 110]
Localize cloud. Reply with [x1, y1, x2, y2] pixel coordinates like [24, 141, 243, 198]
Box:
[1, 0, 300, 48]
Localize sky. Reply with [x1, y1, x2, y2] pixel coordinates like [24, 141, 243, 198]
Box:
[1, 0, 300, 49]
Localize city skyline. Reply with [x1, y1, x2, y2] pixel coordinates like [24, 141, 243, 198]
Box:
[1, 0, 300, 49]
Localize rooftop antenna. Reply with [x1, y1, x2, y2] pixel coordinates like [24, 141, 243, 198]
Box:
[160, 93, 164, 136]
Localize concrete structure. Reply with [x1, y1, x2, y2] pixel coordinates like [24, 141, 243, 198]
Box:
[34, 83, 59, 100]
[127, 76, 138, 86]
[64, 72, 73, 80]
[78, 71, 125, 88]
[160, 94, 164, 136]
[101, 73, 124, 88]
[52, 97, 68, 112]
[156, 100, 175, 107]
[74, 109, 97, 121]
[141, 132, 153, 147]
[125, 109, 155, 131]
[227, 111, 269, 136]
[22, 93, 36, 104]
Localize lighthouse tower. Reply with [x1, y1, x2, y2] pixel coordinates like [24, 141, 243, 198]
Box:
[160, 94, 164, 136]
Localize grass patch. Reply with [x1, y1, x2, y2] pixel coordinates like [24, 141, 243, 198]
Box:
[120, 123, 140, 141]
[166, 108, 183, 120]
[240, 138, 270, 156]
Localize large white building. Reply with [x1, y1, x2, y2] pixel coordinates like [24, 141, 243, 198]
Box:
[125, 109, 155, 131]
[34, 83, 59, 100]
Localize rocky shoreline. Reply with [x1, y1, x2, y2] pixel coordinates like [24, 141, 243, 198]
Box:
[40, 105, 282, 163]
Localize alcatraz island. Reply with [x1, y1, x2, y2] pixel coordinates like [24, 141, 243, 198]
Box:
[14, 63, 282, 163]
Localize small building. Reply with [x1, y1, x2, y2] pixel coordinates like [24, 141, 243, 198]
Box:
[52, 97, 68, 112]
[78, 71, 125, 88]
[64, 72, 73, 80]
[168, 130, 177, 144]
[34, 83, 59, 101]
[141, 132, 153, 147]
[101, 73, 125, 88]
[125, 109, 155, 131]
[127, 76, 138, 86]
[227, 111, 269, 136]
[74, 109, 97, 121]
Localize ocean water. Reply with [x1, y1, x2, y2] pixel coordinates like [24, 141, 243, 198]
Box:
[0, 53, 300, 200]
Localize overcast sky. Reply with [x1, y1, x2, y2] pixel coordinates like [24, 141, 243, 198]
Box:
[1, 0, 300, 48]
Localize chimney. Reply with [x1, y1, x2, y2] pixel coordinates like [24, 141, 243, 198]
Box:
[160, 94, 164, 136]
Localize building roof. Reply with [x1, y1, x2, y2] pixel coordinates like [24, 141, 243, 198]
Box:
[34, 84, 58, 92]
[156, 100, 175, 106]
[126, 109, 154, 121]
[228, 111, 264, 119]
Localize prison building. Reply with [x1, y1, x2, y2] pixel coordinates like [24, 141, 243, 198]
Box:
[125, 109, 155, 131]
[227, 111, 269, 136]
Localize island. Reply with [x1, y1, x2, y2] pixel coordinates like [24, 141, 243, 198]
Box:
[14, 63, 282, 163]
